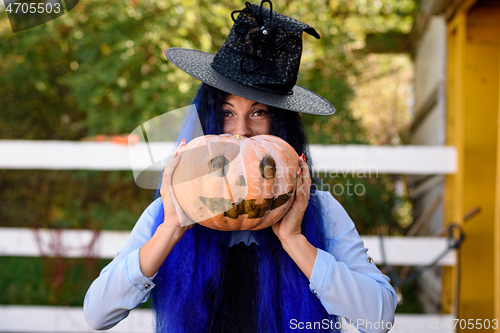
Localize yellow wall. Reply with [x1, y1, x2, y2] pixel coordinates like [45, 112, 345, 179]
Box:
[495, 46, 500, 327]
[462, 3, 500, 320]
[445, 0, 500, 326]
[444, 10, 463, 316]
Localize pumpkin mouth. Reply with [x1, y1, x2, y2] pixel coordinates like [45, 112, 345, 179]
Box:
[198, 190, 293, 219]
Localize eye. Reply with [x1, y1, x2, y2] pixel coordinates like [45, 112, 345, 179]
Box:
[252, 109, 268, 117]
[208, 155, 229, 177]
[259, 155, 276, 179]
[223, 110, 234, 118]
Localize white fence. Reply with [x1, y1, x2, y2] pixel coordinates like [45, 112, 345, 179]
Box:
[0, 140, 457, 174]
[0, 227, 456, 266]
[0, 226, 457, 333]
[0, 140, 458, 332]
[0, 306, 455, 333]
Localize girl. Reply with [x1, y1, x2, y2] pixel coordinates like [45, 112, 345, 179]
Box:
[84, 2, 397, 332]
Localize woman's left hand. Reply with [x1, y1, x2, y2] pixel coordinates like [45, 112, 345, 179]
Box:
[272, 154, 310, 242]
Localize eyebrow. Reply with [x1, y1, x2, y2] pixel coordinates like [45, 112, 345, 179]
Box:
[222, 101, 261, 107]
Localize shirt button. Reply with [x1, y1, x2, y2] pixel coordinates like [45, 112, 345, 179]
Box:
[367, 256, 373, 263]
[144, 283, 151, 290]
[312, 289, 318, 296]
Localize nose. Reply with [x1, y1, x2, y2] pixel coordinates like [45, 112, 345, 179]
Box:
[233, 117, 253, 137]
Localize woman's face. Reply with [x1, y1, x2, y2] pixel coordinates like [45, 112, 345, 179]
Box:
[222, 94, 270, 137]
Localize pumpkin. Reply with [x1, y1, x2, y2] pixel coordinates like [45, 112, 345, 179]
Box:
[172, 134, 299, 230]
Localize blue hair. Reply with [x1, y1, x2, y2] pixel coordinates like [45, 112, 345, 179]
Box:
[151, 83, 339, 332]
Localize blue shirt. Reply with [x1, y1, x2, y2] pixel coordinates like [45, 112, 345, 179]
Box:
[83, 191, 397, 333]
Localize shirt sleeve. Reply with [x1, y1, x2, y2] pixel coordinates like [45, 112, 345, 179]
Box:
[83, 197, 162, 330]
[308, 191, 398, 333]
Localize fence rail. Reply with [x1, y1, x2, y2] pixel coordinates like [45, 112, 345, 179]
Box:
[0, 140, 457, 174]
[0, 227, 456, 266]
[0, 306, 454, 333]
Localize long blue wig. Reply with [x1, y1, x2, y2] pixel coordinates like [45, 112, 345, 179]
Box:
[150, 83, 339, 332]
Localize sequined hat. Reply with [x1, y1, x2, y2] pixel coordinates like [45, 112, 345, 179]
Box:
[164, 0, 335, 115]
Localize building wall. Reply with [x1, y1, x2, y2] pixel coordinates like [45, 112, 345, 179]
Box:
[443, 0, 500, 320]
[459, 3, 500, 319]
[411, 16, 447, 235]
[411, 15, 448, 314]
[413, 16, 447, 146]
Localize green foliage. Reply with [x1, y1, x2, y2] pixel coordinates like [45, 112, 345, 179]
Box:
[0, 170, 152, 230]
[0, 256, 153, 308]
[0, 257, 104, 306]
[316, 173, 406, 235]
[0, 0, 417, 140]
[395, 280, 425, 314]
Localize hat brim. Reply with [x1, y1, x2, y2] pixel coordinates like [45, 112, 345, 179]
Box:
[164, 47, 335, 116]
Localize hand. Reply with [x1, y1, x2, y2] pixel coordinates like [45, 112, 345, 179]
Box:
[159, 139, 193, 232]
[140, 139, 193, 277]
[272, 154, 310, 242]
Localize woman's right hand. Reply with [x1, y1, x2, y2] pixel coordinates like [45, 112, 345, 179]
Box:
[139, 139, 192, 278]
[159, 138, 191, 231]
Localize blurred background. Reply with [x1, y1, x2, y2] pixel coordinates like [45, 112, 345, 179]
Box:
[1, 0, 499, 331]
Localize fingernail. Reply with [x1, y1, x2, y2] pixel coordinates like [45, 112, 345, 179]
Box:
[301, 153, 305, 161]
[297, 169, 302, 178]
[174, 151, 178, 158]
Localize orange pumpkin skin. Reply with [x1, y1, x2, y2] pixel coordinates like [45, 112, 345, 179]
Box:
[172, 134, 299, 231]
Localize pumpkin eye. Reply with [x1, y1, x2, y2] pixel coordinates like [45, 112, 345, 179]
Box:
[209, 155, 229, 177]
[236, 175, 246, 186]
[259, 155, 276, 179]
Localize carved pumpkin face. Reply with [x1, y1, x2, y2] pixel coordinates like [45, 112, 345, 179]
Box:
[172, 134, 299, 230]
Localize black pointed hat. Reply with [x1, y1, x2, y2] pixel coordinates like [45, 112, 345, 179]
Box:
[164, 0, 335, 115]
